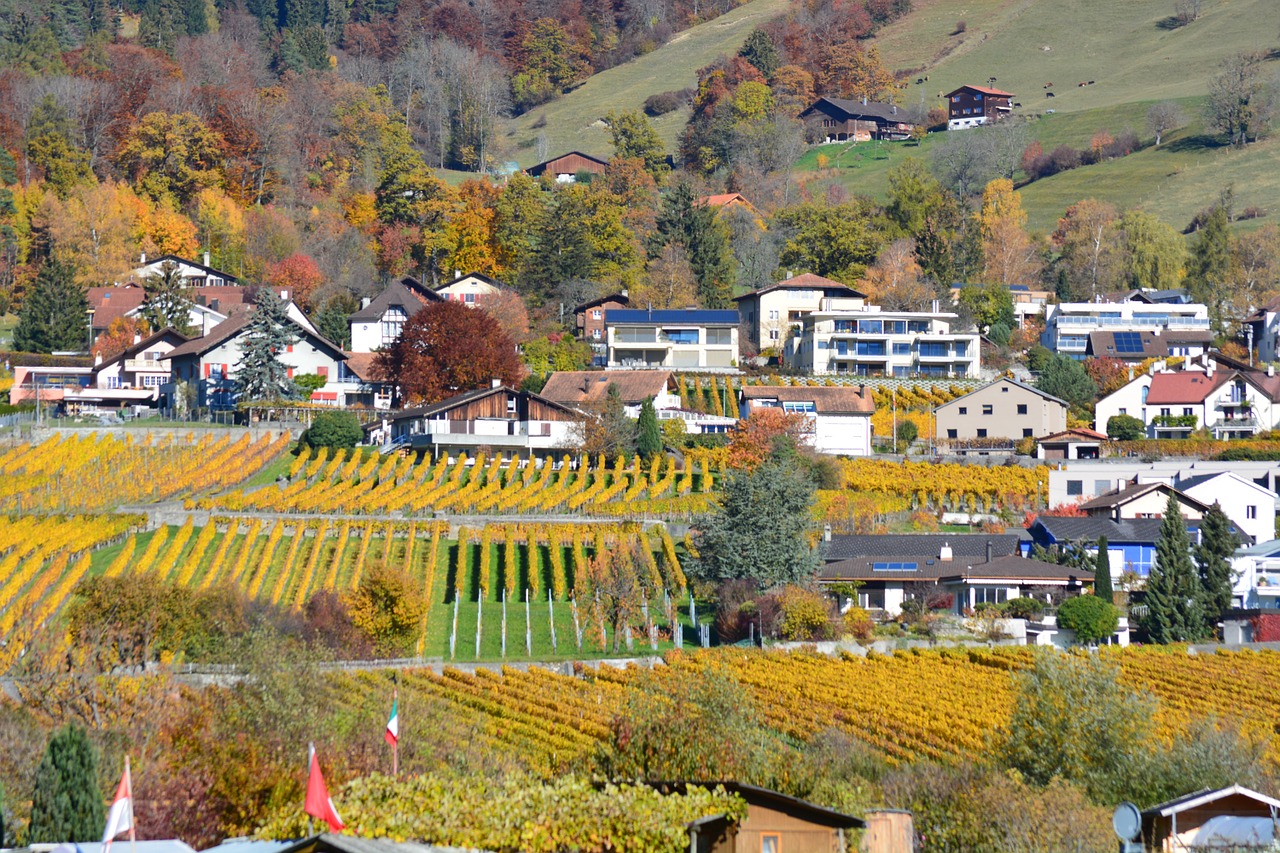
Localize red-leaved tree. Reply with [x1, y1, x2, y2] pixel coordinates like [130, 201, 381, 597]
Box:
[374, 301, 523, 406]
[264, 253, 324, 311]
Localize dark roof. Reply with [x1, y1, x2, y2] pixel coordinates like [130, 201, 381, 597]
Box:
[822, 532, 1028, 561]
[273, 834, 487, 853]
[1086, 330, 1168, 360]
[820, 553, 1080, 582]
[139, 253, 239, 283]
[388, 385, 581, 423]
[167, 304, 347, 361]
[800, 97, 913, 124]
[934, 377, 1069, 411]
[734, 273, 865, 301]
[434, 271, 509, 292]
[1077, 482, 1210, 514]
[740, 384, 875, 415]
[94, 327, 191, 372]
[1140, 785, 1280, 819]
[606, 308, 739, 325]
[648, 782, 863, 829]
[946, 84, 1015, 97]
[350, 279, 436, 322]
[540, 370, 672, 405]
[573, 293, 630, 313]
[1031, 516, 1168, 542]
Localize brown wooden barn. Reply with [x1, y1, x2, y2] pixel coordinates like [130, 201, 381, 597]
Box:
[946, 84, 1014, 130]
[1141, 785, 1280, 851]
[657, 782, 866, 853]
[527, 151, 609, 182]
[798, 97, 917, 142]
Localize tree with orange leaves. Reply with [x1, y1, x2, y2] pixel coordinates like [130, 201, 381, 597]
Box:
[727, 408, 814, 470]
[264, 254, 324, 311]
[445, 181, 502, 277]
[93, 316, 151, 362]
[976, 178, 1042, 286]
[859, 238, 935, 311]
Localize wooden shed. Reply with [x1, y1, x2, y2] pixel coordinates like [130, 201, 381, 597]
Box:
[1142, 785, 1280, 851]
[527, 151, 609, 182]
[662, 782, 864, 853]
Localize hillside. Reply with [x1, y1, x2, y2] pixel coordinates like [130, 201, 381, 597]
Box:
[504, 0, 791, 165]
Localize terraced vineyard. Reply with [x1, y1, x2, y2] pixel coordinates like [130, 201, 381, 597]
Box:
[322, 646, 1280, 774]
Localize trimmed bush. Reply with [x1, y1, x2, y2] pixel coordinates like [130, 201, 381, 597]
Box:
[1057, 594, 1119, 644]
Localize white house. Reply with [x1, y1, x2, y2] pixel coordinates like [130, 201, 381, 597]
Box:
[739, 385, 875, 456]
[434, 271, 507, 305]
[787, 298, 980, 378]
[130, 252, 238, 287]
[1231, 539, 1280, 609]
[605, 309, 739, 370]
[539, 370, 679, 416]
[1178, 471, 1277, 545]
[1095, 359, 1280, 439]
[733, 273, 865, 353]
[348, 278, 440, 353]
[63, 328, 191, 411]
[1042, 297, 1210, 358]
[370, 384, 581, 459]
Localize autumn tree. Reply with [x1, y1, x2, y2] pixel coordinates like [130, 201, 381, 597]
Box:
[25, 95, 93, 197]
[976, 178, 1042, 286]
[1052, 200, 1122, 300]
[115, 111, 225, 205]
[633, 243, 698, 309]
[140, 260, 195, 335]
[1206, 51, 1279, 146]
[93, 316, 151, 361]
[886, 158, 971, 285]
[263, 254, 324, 312]
[569, 382, 636, 457]
[511, 18, 591, 110]
[727, 408, 814, 470]
[816, 39, 896, 101]
[1119, 210, 1186, 291]
[375, 300, 522, 406]
[776, 199, 885, 284]
[344, 561, 426, 656]
[738, 29, 780, 79]
[478, 288, 531, 344]
[1146, 102, 1186, 147]
[607, 110, 667, 177]
[1187, 203, 1233, 331]
[859, 238, 934, 310]
[651, 183, 735, 308]
[15, 257, 89, 354]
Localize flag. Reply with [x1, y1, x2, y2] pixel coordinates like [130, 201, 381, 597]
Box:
[384, 695, 398, 747]
[304, 750, 345, 832]
[102, 759, 134, 851]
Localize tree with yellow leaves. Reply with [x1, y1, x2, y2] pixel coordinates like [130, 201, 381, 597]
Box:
[976, 178, 1043, 286]
[859, 238, 935, 311]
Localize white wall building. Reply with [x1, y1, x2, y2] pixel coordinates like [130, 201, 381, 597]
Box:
[605, 309, 740, 370]
[1043, 298, 1210, 358]
[739, 385, 875, 456]
[787, 298, 980, 377]
[130, 252, 237, 286]
[1095, 360, 1280, 440]
[1049, 460, 1280, 514]
[349, 278, 439, 353]
[434, 271, 507, 304]
[734, 274, 864, 352]
[1178, 472, 1278, 545]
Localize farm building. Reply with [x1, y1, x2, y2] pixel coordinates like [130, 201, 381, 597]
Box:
[656, 781, 865, 853]
[945, 85, 1014, 130]
[798, 97, 918, 142]
[1141, 785, 1280, 852]
[527, 151, 609, 182]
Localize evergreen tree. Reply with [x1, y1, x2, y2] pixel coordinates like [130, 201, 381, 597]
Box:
[1093, 536, 1114, 604]
[691, 441, 819, 588]
[15, 258, 89, 353]
[1187, 203, 1233, 332]
[1194, 502, 1237, 624]
[1141, 493, 1207, 643]
[636, 398, 662, 459]
[235, 290, 299, 402]
[738, 29, 780, 79]
[651, 183, 735, 308]
[27, 724, 103, 843]
[140, 260, 195, 335]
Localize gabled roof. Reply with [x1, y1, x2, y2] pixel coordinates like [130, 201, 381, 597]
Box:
[389, 385, 581, 423]
[1142, 785, 1280, 818]
[946, 84, 1015, 97]
[734, 273, 864, 301]
[573, 293, 630, 313]
[350, 279, 436, 322]
[540, 370, 673, 406]
[434, 271, 508, 292]
[94, 327, 191, 372]
[740, 384, 875, 415]
[934, 377, 1068, 411]
[133, 253, 238, 283]
[1077, 482, 1211, 514]
[1031, 516, 1168, 542]
[1145, 370, 1232, 404]
[1087, 330, 1168, 359]
[823, 532, 1029, 561]
[819, 553, 1078, 582]
[800, 97, 914, 124]
[648, 781, 863, 829]
[1038, 427, 1109, 443]
[167, 303, 346, 361]
[527, 151, 609, 176]
[1177, 470, 1276, 497]
[606, 308, 739, 325]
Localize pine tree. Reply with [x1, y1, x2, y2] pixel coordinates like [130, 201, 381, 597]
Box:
[636, 398, 662, 459]
[15, 257, 89, 353]
[27, 724, 104, 843]
[651, 183, 735, 308]
[140, 259, 195, 335]
[1141, 493, 1207, 643]
[1093, 536, 1113, 604]
[235, 290, 299, 402]
[1194, 502, 1237, 625]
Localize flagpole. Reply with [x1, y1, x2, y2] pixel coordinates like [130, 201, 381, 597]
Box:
[126, 756, 136, 853]
[392, 687, 399, 778]
[306, 743, 315, 837]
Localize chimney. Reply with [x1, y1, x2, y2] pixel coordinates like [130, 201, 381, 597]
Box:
[280, 289, 288, 300]
[940, 542, 953, 562]
[140, 251, 146, 264]
[133, 333, 142, 345]
[1269, 365, 1275, 378]
[986, 540, 993, 563]
[203, 251, 211, 267]
[862, 96, 867, 106]
[823, 523, 832, 543]
[361, 297, 372, 309]
[891, 104, 897, 114]
[491, 378, 502, 388]
[1128, 366, 1134, 381]
[455, 270, 463, 280]
[94, 352, 102, 366]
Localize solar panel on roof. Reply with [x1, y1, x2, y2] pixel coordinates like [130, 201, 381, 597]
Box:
[1113, 332, 1144, 353]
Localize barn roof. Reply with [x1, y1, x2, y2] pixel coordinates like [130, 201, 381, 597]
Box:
[947, 84, 1015, 97]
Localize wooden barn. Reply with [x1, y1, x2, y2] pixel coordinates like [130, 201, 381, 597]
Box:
[657, 782, 866, 853]
[946, 84, 1014, 130]
[798, 97, 917, 142]
[527, 151, 609, 182]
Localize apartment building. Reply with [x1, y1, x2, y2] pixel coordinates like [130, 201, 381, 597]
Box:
[787, 298, 980, 377]
[604, 309, 739, 370]
[734, 274, 864, 352]
[1042, 297, 1210, 358]
[934, 378, 1068, 441]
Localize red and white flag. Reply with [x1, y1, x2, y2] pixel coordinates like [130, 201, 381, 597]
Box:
[102, 758, 135, 851]
[304, 748, 345, 833]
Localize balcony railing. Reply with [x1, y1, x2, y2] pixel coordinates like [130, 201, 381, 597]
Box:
[1055, 315, 1211, 329]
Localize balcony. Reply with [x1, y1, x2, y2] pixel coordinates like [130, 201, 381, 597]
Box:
[1055, 315, 1211, 330]
[124, 358, 168, 372]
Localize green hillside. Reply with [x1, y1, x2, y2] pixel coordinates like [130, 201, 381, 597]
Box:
[503, 0, 791, 165]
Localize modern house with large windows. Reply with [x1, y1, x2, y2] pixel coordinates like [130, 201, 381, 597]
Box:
[787, 298, 980, 377]
[604, 309, 739, 370]
[1042, 297, 1210, 358]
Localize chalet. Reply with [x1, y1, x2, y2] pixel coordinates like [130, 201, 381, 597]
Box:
[130, 251, 238, 287]
[527, 151, 609, 183]
[1142, 785, 1280, 852]
[734, 273, 864, 352]
[1036, 427, 1110, 460]
[573, 292, 629, 355]
[798, 97, 917, 142]
[652, 782, 863, 853]
[349, 277, 441, 353]
[434, 271, 507, 305]
[945, 85, 1014, 130]
[88, 283, 255, 341]
[63, 328, 191, 412]
[369, 384, 581, 459]
[739, 385, 875, 456]
[540, 370, 677, 416]
[164, 299, 349, 410]
[695, 193, 761, 217]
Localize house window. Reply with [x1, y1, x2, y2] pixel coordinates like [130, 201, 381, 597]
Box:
[591, 309, 601, 320]
[382, 308, 407, 345]
[782, 401, 816, 414]
[1023, 428, 1034, 437]
[959, 407, 967, 415]
[952, 96, 960, 102]
[591, 328, 601, 340]
[947, 429, 958, 439]
[464, 293, 477, 303]
[1119, 408, 1127, 415]
[769, 330, 780, 341]
[106, 376, 121, 389]
[768, 310, 779, 320]
[1161, 408, 1171, 417]
[706, 328, 733, 346]
[761, 835, 780, 853]
[973, 586, 1007, 606]
[1017, 404, 1028, 415]
[1001, 385, 1009, 393]
[507, 397, 517, 413]
[1248, 506, 1258, 519]
[977, 428, 988, 438]
[893, 342, 911, 355]
[982, 404, 993, 415]
[1183, 407, 1193, 416]
[1067, 480, 1083, 496]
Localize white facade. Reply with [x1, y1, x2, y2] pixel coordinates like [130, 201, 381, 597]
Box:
[435, 273, 504, 304]
[1232, 541, 1280, 609]
[1096, 364, 1280, 440]
[1043, 299, 1210, 357]
[606, 310, 740, 370]
[1094, 372, 1153, 437]
[131, 253, 235, 286]
[788, 299, 980, 377]
[738, 386, 875, 456]
[1049, 460, 1280, 509]
[1180, 472, 1277, 546]
[947, 115, 990, 131]
[735, 276, 863, 351]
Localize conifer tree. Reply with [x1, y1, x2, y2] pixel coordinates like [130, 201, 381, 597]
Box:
[27, 724, 103, 843]
[235, 289, 299, 402]
[1141, 494, 1207, 643]
[651, 183, 735, 308]
[1093, 536, 1113, 604]
[140, 259, 195, 335]
[1195, 502, 1237, 624]
[636, 398, 662, 459]
[15, 257, 89, 353]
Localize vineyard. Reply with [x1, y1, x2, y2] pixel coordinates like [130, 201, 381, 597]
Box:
[204, 448, 724, 519]
[316, 646, 1280, 775]
[64, 517, 696, 660]
[0, 432, 289, 513]
[840, 459, 1049, 513]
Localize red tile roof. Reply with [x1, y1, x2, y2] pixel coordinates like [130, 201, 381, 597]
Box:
[1144, 370, 1232, 404]
[955, 84, 1015, 97]
[88, 285, 146, 330]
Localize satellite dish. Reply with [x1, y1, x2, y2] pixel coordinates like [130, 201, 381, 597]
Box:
[1114, 802, 1142, 841]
